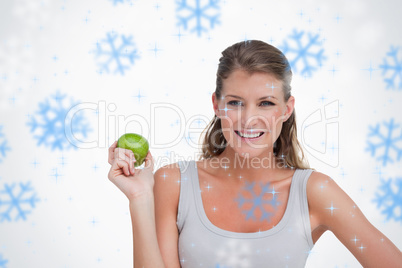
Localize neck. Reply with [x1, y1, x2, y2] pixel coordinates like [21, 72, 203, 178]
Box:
[211, 147, 284, 181]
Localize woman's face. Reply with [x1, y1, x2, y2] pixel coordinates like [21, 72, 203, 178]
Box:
[213, 69, 295, 159]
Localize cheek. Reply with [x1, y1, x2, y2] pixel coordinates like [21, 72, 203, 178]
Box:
[259, 110, 285, 137]
[255, 109, 283, 129]
[270, 107, 285, 120]
[220, 116, 235, 134]
[218, 109, 239, 125]
[218, 110, 240, 143]
[270, 109, 287, 136]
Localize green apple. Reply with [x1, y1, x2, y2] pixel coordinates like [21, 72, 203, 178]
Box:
[117, 133, 149, 167]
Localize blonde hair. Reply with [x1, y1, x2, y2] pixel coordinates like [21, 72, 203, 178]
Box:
[200, 40, 310, 169]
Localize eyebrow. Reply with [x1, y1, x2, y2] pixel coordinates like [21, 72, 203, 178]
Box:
[225, 94, 277, 100]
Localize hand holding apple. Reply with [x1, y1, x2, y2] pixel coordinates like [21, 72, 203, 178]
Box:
[108, 134, 154, 201]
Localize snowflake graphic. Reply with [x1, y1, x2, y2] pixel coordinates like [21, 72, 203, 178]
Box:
[176, 0, 221, 37]
[280, 29, 327, 77]
[27, 91, 91, 150]
[373, 178, 402, 223]
[0, 126, 11, 163]
[0, 181, 40, 222]
[379, 46, 402, 90]
[0, 253, 7, 268]
[366, 118, 402, 166]
[94, 31, 140, 75]
[235, 181, 279, 222]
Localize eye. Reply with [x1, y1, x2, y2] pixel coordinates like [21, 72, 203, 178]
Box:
[228, 100, 243, 106]
[260, 101, 275, 107]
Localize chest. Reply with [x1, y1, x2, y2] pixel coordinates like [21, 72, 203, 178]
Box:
[199, 176, 292, 233]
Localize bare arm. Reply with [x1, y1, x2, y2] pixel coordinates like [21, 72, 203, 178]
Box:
[108, 141, 165, 268]
[130, 193, 165, 267]
[154, 164, 181, 267]
[308, 172, 402, 268]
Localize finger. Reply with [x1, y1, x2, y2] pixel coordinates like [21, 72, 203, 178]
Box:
[114, 158, 131, 177]
[115, 148, 137, 175]
[128, 152, 135, 175]
[143, 151, 154, 172]
[108, 141, 118, 165]
[114, 147, 124, 161]
[118, 151, 136, 175]
[114, 148, 136, 163]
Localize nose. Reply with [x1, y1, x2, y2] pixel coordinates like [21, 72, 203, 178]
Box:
[241, 106, 261, 128]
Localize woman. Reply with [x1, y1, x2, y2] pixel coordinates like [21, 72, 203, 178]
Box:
[108, 40, 402, 267]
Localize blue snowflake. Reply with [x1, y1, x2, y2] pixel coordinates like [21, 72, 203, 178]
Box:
[176, 0, 220, 37]
[27, 92, 91, 150]
[0, 181, 40, 222]
[366, 118, 402, 166]
[0, 126, 11, 163]
[95, 32, 140, 75]
[0, 253, 7, 268]
[373, 178, 402, 223]
[379, 46, 402, 90]
[235, 182, 279, 222]
[280, 29, 327, 77]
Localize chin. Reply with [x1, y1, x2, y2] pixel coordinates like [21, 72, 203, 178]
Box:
[231, 145, 272, 160]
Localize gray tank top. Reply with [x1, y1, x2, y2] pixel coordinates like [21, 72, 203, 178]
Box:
[177, 160, 314, 268]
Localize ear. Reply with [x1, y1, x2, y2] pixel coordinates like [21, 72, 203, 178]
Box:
[283, 96, 295, 122]
[212, 92, 220, 117]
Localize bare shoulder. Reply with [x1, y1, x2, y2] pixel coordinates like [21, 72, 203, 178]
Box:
[307, 171, 339, 213]
[306, 170, 334, 194]
[306, 170, 344, 205]
[306, 170, 357, 227]
[154, 163, 182, 209]
[154, 162, 181, 181]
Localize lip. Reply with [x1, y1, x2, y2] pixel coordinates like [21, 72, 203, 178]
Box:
[234, 130, 266, 142]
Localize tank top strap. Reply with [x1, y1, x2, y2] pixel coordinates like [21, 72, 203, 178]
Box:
[177, 160, 198, 232]
[291, 168, 315, 247]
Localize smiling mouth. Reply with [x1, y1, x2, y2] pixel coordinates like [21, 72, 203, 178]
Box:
[234, 130, 265, 139]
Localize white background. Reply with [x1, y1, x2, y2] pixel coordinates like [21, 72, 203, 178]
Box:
[0, 0, 401, 267]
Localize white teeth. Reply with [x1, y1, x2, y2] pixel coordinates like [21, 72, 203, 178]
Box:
[238, 132, 263, 138]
